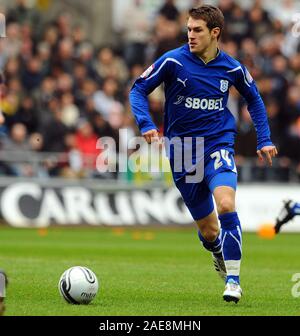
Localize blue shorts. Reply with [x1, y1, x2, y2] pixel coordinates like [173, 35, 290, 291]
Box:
[175, 149, 237, 221]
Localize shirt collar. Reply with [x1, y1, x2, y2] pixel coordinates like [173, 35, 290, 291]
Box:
[186, 44, 221, 65]
[197, 48, 221, 65]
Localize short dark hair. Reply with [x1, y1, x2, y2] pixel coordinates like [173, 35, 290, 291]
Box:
[188, 5, 224, 39]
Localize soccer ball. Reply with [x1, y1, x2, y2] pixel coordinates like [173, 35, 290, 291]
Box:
[58, 266, 99, 304]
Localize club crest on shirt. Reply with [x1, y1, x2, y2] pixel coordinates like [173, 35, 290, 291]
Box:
[141, 64, 155, 78]
[220, 79, 229, 93]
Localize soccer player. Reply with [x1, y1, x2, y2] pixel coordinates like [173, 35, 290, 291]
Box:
[130, 5, 277, 303]
[275, 200, 300, 233]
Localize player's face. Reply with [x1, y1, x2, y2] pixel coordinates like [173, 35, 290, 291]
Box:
[187, 17, 216, 55]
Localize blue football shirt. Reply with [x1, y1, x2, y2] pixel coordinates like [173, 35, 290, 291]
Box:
[130, 44, 273, 181]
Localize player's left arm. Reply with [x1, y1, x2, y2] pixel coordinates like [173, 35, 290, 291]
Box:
[233, 64, 278, 166]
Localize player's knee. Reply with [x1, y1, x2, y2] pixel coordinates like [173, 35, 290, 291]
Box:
[217, 197, 235, 215]
[201, 227, 219, 242]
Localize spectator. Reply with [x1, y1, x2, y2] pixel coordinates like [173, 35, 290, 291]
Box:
[0, 0, 300, 181]
[94, 46, 129, 84]
[6, 0, 41, 34]
[22, 57, 44, 90]
[76, 78, 97, 110]
[75, 119, 102, 175]
[235, 105, 257, 159]
[226, 4, 250, 46]
[53, 38, 75, 74]
[283, 85, 300, 126]
[153, 19, 182, 59]
[281, 117, 300, 164]
[12, 96, 38, 133]
[43, 25, 59, 52]
[76, 42, 96, 80]
[0, 123, 33, 176]
[37, 42, 52, 76]
[41, 104, 69, 152]
[93, 77, 120, 120]
[56, 12, 72, 39]
[4, 58, 21, 81]
[90, 112, 119, 146]
[121, 0, 151, 67]
[157, 0, 180, 22]
[247, 3, 274, 41]
[60, 92, 80, 128]
[61, 131, 83, 178]
[4, 23, 22, 59]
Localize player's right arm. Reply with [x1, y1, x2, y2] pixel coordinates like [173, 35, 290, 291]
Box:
[129, 54, 170, 143]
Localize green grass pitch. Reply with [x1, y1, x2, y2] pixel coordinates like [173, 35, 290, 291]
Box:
[0, 226, 299, 316]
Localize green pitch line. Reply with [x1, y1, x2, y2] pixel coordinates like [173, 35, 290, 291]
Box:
[0, 226, 299, 316]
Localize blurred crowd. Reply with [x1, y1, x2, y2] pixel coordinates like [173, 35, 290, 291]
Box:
[0, 0, 300, 182]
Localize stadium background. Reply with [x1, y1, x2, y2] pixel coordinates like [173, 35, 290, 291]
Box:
[0, 0, 300, 231]
[1, 0, 300, 317]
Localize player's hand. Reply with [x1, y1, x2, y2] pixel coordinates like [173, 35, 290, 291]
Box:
[257, 145, 278, 166]
[142, 129, 159, 144]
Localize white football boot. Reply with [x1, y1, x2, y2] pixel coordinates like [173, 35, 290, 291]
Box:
[212, 253, 227, 282]
[223, 279, 242, 303]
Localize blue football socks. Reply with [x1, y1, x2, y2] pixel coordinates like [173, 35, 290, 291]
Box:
[219, 212, 242, 284]
[198, 230, 222, 256]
